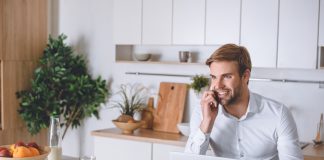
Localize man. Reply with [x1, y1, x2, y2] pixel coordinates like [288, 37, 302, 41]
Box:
[185, 44, 303, 160]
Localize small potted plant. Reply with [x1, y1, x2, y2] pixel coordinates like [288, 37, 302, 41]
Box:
[110, 84, 149, 133]
[190, 75, 209, 97]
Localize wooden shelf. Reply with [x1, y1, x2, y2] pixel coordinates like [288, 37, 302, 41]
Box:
[115, 60, 204, 65]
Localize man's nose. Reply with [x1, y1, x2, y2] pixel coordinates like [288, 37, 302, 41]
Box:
[213, 78, 224, 90]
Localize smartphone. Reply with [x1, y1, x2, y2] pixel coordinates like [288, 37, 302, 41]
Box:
[208, 90, 219, 109]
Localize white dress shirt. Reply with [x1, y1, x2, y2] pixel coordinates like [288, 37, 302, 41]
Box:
[185, 92, 303, 160]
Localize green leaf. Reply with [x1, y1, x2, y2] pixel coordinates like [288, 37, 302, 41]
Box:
[16, 34, 110, 138]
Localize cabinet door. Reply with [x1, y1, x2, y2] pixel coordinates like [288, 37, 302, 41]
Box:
[241, 0, 278, 67]
[142, 0, 172, 45]
[113, 0, 142, 44]
[277, 0, 319, 69]
[319, 0, 324, 46]
[173, 0, 205, 45]
[153, 143, 184, 160]
[205, 0, 240, 45]
[94, 137, 151, 160]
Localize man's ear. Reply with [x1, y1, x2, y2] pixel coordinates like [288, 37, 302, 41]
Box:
[242, 69, 251, 84]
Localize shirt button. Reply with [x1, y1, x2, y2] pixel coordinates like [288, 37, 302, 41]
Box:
[238, 138, 241, 142]
[240, 153, 244, 157]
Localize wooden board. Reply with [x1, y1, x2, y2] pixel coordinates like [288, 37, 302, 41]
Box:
[153, 82, 188, 133]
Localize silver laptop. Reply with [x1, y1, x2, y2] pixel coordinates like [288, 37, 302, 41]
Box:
[169, 152, 237, 160]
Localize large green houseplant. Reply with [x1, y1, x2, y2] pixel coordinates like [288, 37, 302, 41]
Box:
[16, 34, 109, 139]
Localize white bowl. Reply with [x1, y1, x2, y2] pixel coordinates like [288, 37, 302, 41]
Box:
[177, 123, 190, 136]
[134, 53, 152, 61]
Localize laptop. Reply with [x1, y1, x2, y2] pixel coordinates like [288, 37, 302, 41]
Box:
[169, 152, 237, 160]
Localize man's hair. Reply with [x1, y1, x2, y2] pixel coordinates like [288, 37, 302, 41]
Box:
[205, 44, 252, 77]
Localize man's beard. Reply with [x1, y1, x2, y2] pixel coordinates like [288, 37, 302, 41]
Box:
[219, 85, 243, 107]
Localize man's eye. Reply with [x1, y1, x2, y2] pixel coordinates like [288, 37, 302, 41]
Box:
[224, 75, 232, 79]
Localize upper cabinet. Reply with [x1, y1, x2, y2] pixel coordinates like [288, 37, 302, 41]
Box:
[113, 0, 142, 44]
[172, 0, 205, 45]
[277, 0, 319, 69]
[205, 0, 240, 45]
[319, 0, 324, 46]
[142, 0, 172, 45]
[241, 0, 279, 68]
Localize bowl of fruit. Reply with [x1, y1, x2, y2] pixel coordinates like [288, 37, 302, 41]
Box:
[113, 115, 144, 134]
[0, 141, 50, 160]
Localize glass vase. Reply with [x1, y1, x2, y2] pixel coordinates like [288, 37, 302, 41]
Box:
[48, 116, 62, 160]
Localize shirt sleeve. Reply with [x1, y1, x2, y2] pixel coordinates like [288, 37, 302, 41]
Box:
[184, 104, 210, 154]
[277, 105, 303, 160]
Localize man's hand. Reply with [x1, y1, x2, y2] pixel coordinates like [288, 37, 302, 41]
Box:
[200, 90, 219, 133]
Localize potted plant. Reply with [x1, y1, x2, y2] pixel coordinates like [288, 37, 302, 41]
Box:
[109, 84, 149, 133]
[16, 34, 109, 139]
[190, 75, 209, 97]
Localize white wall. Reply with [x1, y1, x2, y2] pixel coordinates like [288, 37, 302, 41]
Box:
[51, 0, 324, 158]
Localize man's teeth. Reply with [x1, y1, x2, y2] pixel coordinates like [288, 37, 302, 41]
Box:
[218, 91, 227, 96]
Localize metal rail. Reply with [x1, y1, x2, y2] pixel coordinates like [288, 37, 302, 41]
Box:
[125, 72, 324, 84]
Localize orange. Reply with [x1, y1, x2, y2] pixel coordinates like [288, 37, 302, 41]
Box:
[9, 144, 15, 153]
[12, 146, 32, 158]
[28, 147, 40, 156]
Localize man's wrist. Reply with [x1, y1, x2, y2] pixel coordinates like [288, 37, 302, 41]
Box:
[200, 119, 214, 133]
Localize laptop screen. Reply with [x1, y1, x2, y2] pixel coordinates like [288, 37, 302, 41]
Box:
[169, 152, 237, 160]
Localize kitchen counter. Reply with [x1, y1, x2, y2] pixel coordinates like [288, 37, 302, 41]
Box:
[92, 128, 324, 159]
[303, 143, 324, 160]
[91, 128, 187, 147]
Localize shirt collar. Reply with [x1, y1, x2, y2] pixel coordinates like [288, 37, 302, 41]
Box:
[219, 91, 260, 120]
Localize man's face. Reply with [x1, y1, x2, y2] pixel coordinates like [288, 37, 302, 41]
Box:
[209, 61, 249, 107]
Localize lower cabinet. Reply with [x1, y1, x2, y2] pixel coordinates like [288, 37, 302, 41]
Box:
[94, 137, 152, 160]
[94, 137, 186, 160]
[153, 143, 184, 160]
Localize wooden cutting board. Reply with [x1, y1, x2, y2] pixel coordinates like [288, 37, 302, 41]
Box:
[153, 82, 188, 133]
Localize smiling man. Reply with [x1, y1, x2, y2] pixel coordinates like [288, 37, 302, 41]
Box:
[185, 44, 303, 160]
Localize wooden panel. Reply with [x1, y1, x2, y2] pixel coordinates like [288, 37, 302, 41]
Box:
[153, 82, 188, 133]
[2, 0, 47, 61]
[0, 128, 47, 146]
[0, 0, 3, 59]
[1, 61, 38, 129]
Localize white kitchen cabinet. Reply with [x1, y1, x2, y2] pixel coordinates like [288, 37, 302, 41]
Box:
[241, 0, 278, 68]
[94, 137, 152, 160]
[142, 0, 172, 45]
[277, 0, 319, 69]
[173, 0, 205, 45]
[113, 0, 142, 44]
[205, 0, 240, 45]
[319, 0, 324, 46]
[153, 144, 184, 160]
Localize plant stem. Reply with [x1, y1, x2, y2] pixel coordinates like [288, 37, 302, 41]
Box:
[62, 106, 81, 139]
